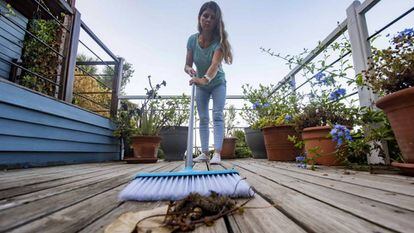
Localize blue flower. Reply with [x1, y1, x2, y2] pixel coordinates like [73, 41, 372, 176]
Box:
[315, 72, 327, 84]
[398, 28, 414, 38]
[253, 101, 260, 109]
[284, 114, 292, 122]
[263, 103, 270, 108]
[290, 79, 296, 87]
[329, 88, 346, 101]
[330, 124, 352, 147]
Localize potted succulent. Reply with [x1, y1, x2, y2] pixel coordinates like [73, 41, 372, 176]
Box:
[221, 105, 238, 159]
[364, 28, 414, 174]
[115, 76, 167, 163]
[158, 94, 190, 161]
[240, 84, 268, 159]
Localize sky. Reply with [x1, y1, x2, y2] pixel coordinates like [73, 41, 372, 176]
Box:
[76, 0, 413, 98]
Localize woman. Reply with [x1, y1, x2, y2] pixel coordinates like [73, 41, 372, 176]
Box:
[185, 1, 232, 164]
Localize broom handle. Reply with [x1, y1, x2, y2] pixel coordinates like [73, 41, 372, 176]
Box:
[185, 83, 196, 169]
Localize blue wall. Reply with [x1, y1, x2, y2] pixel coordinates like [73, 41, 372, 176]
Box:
[0, 0, 28, 80]
[0, 79, 120, 168]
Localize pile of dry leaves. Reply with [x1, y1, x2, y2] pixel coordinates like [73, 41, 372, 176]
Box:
[105, 192, 252, 233]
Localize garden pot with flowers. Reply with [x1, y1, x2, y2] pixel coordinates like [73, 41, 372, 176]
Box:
[255, 85, 301, 161]
[114, 76, 167, 163]
[295, 97, 355, 166]
[364, 28, 414, 174]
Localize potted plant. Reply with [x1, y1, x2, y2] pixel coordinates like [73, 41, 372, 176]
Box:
[221, 105, 238, 159]
[115, 76, 167, 163]
[294, 93, 355, 166]
[256, 85, 301, 161]
[240, 84, 268, 159]
[364, 28, 414, 174]
[158, 94, 190, 161]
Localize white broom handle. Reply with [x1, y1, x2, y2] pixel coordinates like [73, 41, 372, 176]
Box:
[185, 84, 196, 169]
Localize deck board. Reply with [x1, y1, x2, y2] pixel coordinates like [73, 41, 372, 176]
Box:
[0, 159, 413, 232]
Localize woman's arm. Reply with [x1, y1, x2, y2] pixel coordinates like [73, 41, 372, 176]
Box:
[184, 49, 196, 76]
[205, 48, 223, 80]
[189, 49, 224, 86]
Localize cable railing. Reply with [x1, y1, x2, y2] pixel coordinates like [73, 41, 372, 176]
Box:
[0, 0, 124, 118]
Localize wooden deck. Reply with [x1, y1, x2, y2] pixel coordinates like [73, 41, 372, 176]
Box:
[1, 159, 413, 232]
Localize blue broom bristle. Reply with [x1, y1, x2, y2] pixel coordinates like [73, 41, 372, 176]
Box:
[119, 171, 253, 201]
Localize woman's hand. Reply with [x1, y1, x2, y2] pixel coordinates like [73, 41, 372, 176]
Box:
[189, 77, 208, 86]
[185, 67, 197, 77]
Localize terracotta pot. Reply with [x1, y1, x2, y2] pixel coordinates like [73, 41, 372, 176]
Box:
[221, 137, 237, 159]
[244, 127, 267, 159]
[262, 125, 299, 161]
[126, 135, 162, 163]
[376, 86, 414, 164]
[302, 126, 341, 166]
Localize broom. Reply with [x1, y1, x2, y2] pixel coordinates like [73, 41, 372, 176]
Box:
[119, 84, 253, 201]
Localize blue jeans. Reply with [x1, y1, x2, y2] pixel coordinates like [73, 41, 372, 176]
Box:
[196, 82, 226, 153]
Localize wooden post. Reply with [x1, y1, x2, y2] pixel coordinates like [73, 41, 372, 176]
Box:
[110, 57, 124, 118]
[346, 0, 389, 165]
[62, 9, 81, 103]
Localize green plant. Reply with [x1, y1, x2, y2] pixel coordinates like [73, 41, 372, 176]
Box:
[336, 107, 402, 165]
[234, 130, 252, 158]
[224, 104, 238, 137]
[114, 76, 167, 139]
[158, 94, 190, 127]
[363, 28, 414, 95]
[20, 18, 63, 96]
[241, 84, 299, 129]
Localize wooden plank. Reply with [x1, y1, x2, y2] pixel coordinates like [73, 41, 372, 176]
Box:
[78, 163, 182, 233]
[0, 103, 114, 136]
[231, 160, 414, 233]
[7, 162, 180, 233]
[223, 161, 392, 233]
[229, 196, 306, 233]
[0, 164, 141, 203]
[251, 160, 414, 197]
[0, 162, 174, 232]
[213, 162, 306, 233]
[0, 80, 115, 128]
[0, 162, 119, 180]
[0, 135, 118, 152]
[0, 163, 116, 187]
[0, 118, 118, 144]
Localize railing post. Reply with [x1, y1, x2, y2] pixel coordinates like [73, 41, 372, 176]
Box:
[63, 9, 81, 102]
[111, 57, 124, 118]
[347, 0, 389, 165]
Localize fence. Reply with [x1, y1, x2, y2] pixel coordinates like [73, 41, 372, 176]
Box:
[0, 0, 124, 117]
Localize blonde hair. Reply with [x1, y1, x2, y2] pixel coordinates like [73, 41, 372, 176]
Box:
[198, 1, 233, 64]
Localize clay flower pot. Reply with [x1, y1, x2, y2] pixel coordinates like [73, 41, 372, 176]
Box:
[302, 126, 341, 166]
[125, 135, 162, 163]
[221, 137, 237, 159]
[262, 125, 299, 161]
[376, 86, 414, 175]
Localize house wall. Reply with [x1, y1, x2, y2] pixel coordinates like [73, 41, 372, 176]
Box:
[0, 0, 28, 80]
[0, 79, 120, 168]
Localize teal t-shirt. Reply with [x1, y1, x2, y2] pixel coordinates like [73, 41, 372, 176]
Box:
[187, 33, 225, 88]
